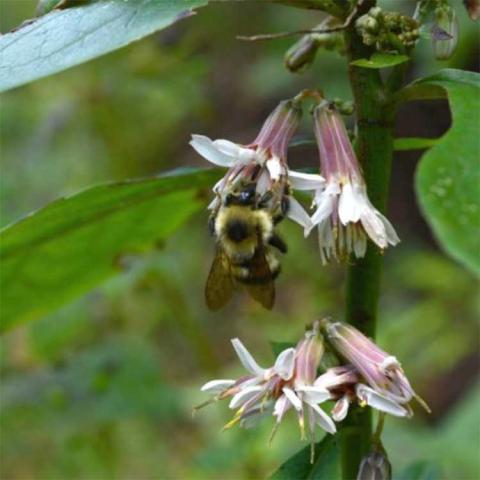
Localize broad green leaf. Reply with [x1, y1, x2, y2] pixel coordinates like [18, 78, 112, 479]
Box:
[394, 137, 439, 151]
[350, 53, 409, 69]
[395, 461, 442, 480]
[0, 168, 221, 332]
[0, 0, 208, 92]
[399, 69, 480, 276]
[271, 436, 340, 480]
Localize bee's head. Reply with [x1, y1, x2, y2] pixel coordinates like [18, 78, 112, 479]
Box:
[224, 184, 257, 207]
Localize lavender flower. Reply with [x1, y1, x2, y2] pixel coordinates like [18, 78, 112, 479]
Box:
[306, 101, 399, 264]
[190, 99, 325, 230]
[322, 320, 430, 417]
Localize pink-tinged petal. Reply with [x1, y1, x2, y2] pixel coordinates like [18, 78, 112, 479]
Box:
[273, 394, 292, 422]
[356, 384, 408, 417]
[287, 196, 313, 233]
[273, 348, 296, 380]
[298, 385, 332, 404]
[282, 387, 303, 411]
[231, 338, 266, 377]
[309, 403, 337, 434]
[229, 385, 264, 409]
[190, 135, 236, 167]
[331, 396, 350, 422]
[289, 171, 325, 191]
[201, 379, 235, 393]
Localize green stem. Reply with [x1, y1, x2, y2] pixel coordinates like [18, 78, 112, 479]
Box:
[339, 2, 404, 479]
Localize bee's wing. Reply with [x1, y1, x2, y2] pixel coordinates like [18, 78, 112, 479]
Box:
[244, 243, 275, 310]
[205, 245, 234, 311]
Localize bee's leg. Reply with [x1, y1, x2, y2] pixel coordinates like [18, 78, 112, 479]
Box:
[208, 214, 216, 236]
[268, 233, 288, 254]
[281, 195, 290, 216]
[258, 191, 273, 209]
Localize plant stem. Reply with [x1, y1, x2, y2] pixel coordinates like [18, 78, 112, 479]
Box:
[340, 1, 403, 478]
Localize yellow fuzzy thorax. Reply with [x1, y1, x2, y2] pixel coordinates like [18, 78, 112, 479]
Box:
[215, 206, 273, 261]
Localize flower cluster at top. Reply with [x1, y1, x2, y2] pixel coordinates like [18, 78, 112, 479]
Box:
[196, 320, 429, 462]
[190, 95, 399, 265]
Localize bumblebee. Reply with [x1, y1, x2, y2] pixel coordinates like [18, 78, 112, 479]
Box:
[205, 183, 289, 310]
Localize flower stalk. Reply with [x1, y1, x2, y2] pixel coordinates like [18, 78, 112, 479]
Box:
[340, 0, 403, 477]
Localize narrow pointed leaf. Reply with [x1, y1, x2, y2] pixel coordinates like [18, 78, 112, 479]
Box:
[0, 168, 221, 332]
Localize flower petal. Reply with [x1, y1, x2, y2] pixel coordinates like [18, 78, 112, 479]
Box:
[308, 191, 335, 234]
[266, 156, 284, 180]
[273, 348, 296, 380]
[377, 211, 400, 246]
[288, 196, 313, 233]
[338, 182, 362, 224]
[213, 139, 242, 157]
[240, 405, 273, 429]
[297, 385, 332, 404]
[231, 338, 265, 377]
[309, 403, 337, 434]
[200, 379, 235, 393]
[282, 387, 303, 411]
[289, 171, 325, 191]
[190, 134, 236, 167]
[356, 384, 408, 417]
[273, 394, 292, 422]
[331, 396, 350, 422]
[229, 385, 263, 409]
[360, 208, 389, 249]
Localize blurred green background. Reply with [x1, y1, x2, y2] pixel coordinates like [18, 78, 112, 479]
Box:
[1, 1, 479, 479]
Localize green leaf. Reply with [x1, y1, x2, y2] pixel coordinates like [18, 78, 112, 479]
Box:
[0, 168, 221, 332]
[0, 0, 208, 92]
[394, 137, 440, 151]
[395, 461, 442, 480]
[271, 436, 340, 480]
[350, 53, 409, 69]
[399, 69, 480, 276]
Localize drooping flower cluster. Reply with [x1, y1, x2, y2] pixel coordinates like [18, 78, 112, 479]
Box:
[307, 101, 400, 264]
[191, 96, 400, 273]
[196, 320, 428, 462]
[190, 99, 325, 231]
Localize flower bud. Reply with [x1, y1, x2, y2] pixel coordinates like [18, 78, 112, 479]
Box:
[285, 35, 320, 72]
[464, 0, 480, 20]
[322, 320, 416, 405]
[294, 321, 324, 385]
[356, 449, 392, 480]
[252, 99, 302, 160]
[432, 7, 459, 60]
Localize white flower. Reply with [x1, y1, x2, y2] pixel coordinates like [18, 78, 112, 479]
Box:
[321, 320, 430, 417]
[190, 99, 325, 231]
[197, 338, 296, 430]
[307, 101, 399, 264]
